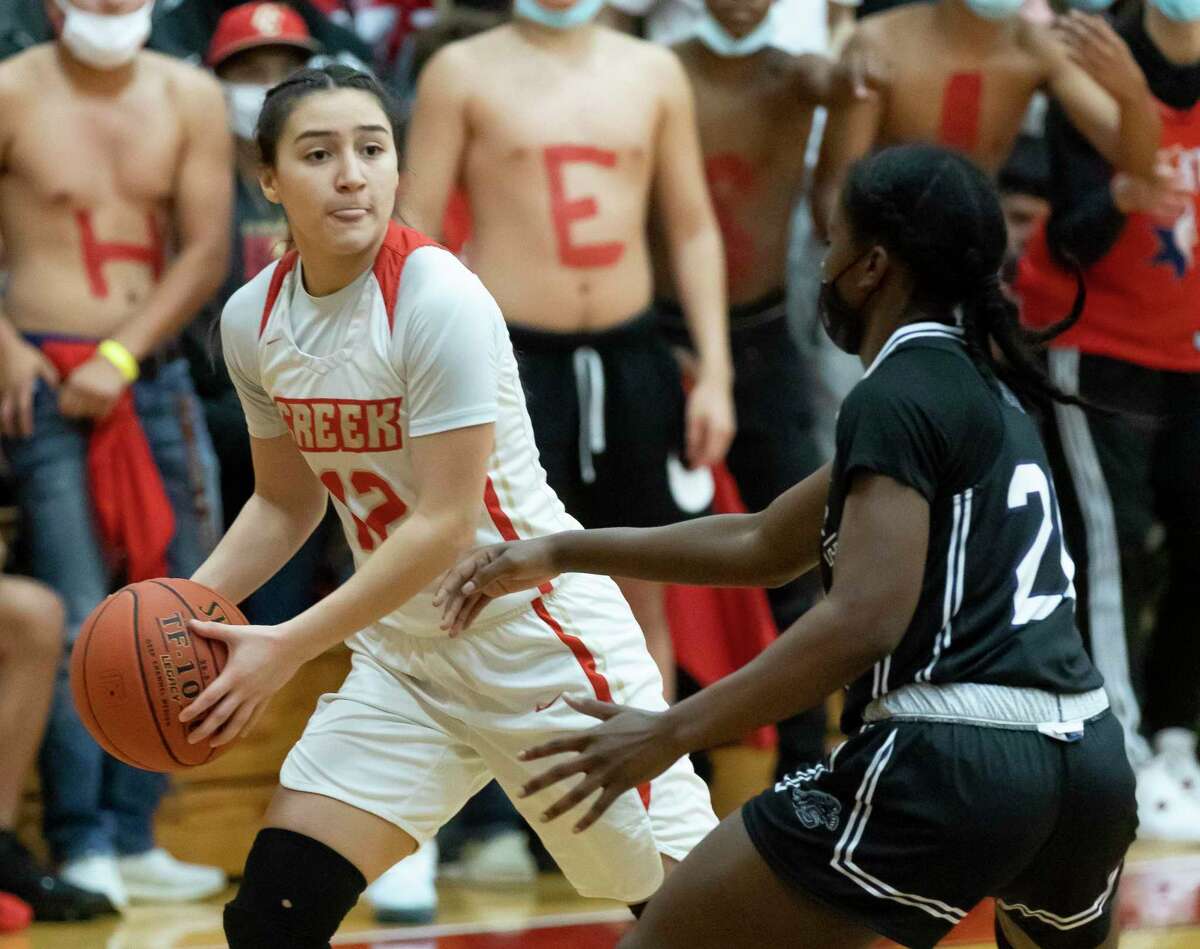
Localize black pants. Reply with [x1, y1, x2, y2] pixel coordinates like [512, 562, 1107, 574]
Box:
[1044, 348, 1200, 750]
[661, 292, 827, 774]
[511, 309, 695, 530]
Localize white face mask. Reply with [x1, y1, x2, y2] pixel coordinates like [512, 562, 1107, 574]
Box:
[694, 6, 777, 57]
[223, 82, 270, 142]
[55, 0, 153, 70]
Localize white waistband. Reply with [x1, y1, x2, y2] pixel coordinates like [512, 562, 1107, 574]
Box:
[862, 682, 1109, 734]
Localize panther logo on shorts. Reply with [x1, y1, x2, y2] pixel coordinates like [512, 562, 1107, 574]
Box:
[790, 788, 842, 832]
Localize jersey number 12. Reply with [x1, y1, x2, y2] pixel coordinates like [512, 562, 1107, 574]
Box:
[1007, 463, 1077, 626]
[321, 470, 408, 551]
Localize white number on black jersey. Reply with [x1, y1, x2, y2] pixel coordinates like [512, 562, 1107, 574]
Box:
[1007, 463, 1077, 626]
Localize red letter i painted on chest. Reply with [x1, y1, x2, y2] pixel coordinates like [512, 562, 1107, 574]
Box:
[939, 72, 983, 155]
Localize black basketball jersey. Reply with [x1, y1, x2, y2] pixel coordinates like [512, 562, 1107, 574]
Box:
[820, 322, 1103, 733]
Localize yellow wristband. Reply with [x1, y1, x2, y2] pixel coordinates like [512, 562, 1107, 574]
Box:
[98, 339, 140, 383]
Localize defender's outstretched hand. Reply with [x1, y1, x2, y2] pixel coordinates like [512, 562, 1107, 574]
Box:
[434, 537, 560, 636]
[517, 694, 682, 833]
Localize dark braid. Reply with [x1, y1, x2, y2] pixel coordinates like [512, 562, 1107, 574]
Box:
[842, 145, 1088, 409]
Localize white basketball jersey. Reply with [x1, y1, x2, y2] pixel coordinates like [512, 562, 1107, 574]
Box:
[221, 223, 579, 641]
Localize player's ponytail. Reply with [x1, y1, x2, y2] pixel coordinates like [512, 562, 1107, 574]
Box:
[841, 145, 1087, 409]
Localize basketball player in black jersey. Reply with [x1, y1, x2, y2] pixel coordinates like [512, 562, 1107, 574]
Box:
[435, 144, 1136, 949]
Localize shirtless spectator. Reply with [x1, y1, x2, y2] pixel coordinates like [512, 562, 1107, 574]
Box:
[404, 0, 735, 702]
[653, 0, 878, 772]
[812, 3, 1162, 238]
[0, 0, 231, 909]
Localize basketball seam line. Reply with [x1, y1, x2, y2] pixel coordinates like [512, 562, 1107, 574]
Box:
[130, 588, 189, 769]
[81, 592, 159, 772]
[149, 580, 223, 767]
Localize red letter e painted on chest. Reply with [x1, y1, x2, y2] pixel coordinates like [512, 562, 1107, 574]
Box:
[543, 145, 625, 268]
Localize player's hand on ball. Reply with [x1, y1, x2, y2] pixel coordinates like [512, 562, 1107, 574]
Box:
[178, 621, 301, 747]
[518, 695, 682, 833]
[434, 538, 560, 636]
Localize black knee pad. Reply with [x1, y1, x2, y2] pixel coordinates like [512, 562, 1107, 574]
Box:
[224, 828, 366, 949]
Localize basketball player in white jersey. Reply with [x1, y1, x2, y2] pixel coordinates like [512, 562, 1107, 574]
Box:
[179, 65, 717, 947]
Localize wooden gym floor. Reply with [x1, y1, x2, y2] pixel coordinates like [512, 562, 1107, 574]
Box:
[4, 840, 1199, 948]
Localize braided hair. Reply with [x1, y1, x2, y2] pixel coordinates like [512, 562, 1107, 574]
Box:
[841, 144, 1086, 408]
[255, 64, 404, 168]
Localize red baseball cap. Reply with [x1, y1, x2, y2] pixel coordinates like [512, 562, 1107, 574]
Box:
[207, 3, 321, 68]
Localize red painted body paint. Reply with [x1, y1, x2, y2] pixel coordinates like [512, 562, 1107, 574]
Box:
[543, 145, 625, 268]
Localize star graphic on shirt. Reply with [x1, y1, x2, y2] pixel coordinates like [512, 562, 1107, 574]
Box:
[1151, 203, 1197, 279]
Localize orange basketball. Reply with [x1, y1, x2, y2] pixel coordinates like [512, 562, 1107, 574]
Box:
[69, 578, 245, 773]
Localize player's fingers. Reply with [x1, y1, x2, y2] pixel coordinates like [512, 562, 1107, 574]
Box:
[445, 593, 475, 636]
[521, 762, 592, 802]
[465, 595, 491, 628]
[519, 736, 592, 770]
[439, 594, 465, 630]
[562, 693, 621, 721]
[431, 567, 455, 605]
[449, 585, 487, 631]
[470, 551, 529, 595]
[243, 702, 269, 738]
[211, 699, 257, 747]
[178, 674, 230, 723]
[450, 595, 490, 637]
[539, 773, 603, 822]
[186, 618, 235, 643]
[432, 559, 479, 607]
[575, 787, 623, 833]
[185, 692, 240, 743]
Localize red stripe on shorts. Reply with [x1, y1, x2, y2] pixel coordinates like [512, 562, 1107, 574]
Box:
[482, 478, 651, 809]
[530, 597, 652, 810]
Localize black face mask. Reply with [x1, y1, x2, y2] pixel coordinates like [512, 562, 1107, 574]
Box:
[818, 252, 877, 355]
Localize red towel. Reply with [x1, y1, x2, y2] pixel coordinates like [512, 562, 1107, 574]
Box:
[40, 339, 175, 582]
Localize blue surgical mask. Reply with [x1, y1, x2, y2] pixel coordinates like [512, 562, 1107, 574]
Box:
[1067, 0, 1114, 11]
[962, 0, 1024, 21]
[694, 6, 777, 57]
[514, 0, 606, 29]
[1151, 0, 1200, 22]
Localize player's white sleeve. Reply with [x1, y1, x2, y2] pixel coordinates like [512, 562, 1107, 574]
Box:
[398, 250, 500, 438]
[220, 280, 289, 440]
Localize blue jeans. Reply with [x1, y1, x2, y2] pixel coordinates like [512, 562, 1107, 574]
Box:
[3, 358, 221, 862]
